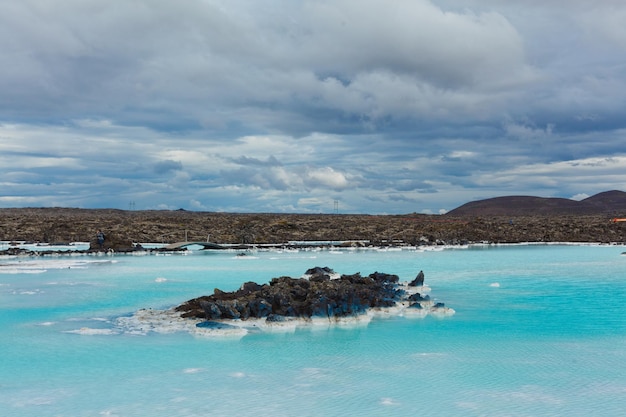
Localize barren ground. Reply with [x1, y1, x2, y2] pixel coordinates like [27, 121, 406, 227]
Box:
[1, 208, 625, 245]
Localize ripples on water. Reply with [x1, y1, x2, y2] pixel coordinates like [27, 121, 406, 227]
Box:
[1, 243, 625, 416]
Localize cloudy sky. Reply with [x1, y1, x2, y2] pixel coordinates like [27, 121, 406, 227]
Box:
[1, 0, 625, 214]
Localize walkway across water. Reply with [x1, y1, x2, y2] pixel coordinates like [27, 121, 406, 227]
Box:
[163, 241, 225, 250]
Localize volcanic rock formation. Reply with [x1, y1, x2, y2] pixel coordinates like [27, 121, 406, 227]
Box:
[175, 267, 447, 322]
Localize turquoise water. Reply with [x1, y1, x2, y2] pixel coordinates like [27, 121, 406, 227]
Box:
[1, 244, 626, 416]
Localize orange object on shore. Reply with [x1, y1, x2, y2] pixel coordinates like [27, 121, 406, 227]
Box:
[611, 218, 626, 223]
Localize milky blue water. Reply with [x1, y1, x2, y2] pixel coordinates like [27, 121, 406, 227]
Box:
[2, 244, 626, 416]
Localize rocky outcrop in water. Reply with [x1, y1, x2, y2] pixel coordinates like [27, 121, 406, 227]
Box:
[175, 267, 450, 322]
[409, 270, 425, 286]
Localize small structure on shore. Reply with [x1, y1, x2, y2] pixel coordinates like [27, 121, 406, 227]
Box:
[88, 232, 136, 252]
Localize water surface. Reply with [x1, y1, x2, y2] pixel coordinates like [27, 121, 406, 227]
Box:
[1, 244, 625, 416]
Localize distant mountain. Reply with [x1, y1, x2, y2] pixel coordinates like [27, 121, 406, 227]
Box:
[582, 190, 626, 212]
[446, 190, 626, 217]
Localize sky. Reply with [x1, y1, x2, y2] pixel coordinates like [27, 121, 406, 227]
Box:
[1, 0, 625, 214]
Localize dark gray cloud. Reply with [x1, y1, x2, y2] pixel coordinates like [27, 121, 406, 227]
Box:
[0, 0, 625, 213]
[229, 155, 282, 167]
[154, 160, 183, 175]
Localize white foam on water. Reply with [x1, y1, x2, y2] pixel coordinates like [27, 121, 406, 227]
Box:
[182, 368, 204, 374]
[0, 268, 47, 274]
[417, 284, 431, 293]
[0, 258, 113, 274]
[193, 326, 248, 338]
[45, 280, 102, 287]
[17, 289, 44, 295]
[9, 389, 71, 407]
[333, 314, 373, 327]
[114, 296, 453, 339]
[115, 308, 199, 335]
[63, 327, 119, 335]
[99, 410, 121, 416]
[411, 352, 446, 358]
[380, 397, 399, 406]
[154, 277, 168, 282]
[66, 317, 110, 322]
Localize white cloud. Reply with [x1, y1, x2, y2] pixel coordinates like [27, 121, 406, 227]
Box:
[0, 0, 539, 130]
[0, 1, 625, 213]
[579, 5, 626, 50]
[469, 155, 626, 197]
[571, 193, 589, 201]
[297, 0, 532, 87]
[304, 167, 348, 190]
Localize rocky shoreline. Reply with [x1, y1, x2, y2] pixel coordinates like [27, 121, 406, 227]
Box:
[1, 208, 626, 248]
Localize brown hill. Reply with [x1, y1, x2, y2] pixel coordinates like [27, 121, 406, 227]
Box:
[446, 190, 626, 217]
[582, 190, 626, 212]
